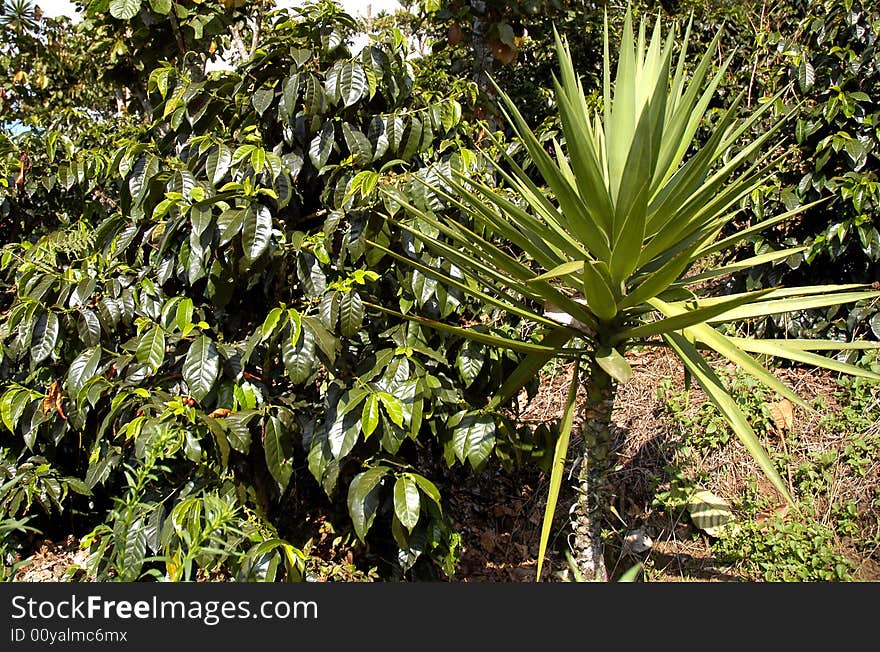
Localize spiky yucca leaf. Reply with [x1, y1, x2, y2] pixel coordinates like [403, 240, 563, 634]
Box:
[372, 10, 880, 579]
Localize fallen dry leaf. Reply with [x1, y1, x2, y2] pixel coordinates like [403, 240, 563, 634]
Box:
[768, 399, 794, 432]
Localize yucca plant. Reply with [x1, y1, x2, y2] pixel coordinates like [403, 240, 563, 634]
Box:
[370, 10, 880, 581]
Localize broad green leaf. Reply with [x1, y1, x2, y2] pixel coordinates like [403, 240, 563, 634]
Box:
[327, 398, 362, 460]
[109, 0, 141, 20]
[261, 306, 286, 342]
[1, 389, 31, 433]
[76, 308, 101, 347]
[797, 59, 814, 91]
[242, 204, 273, 262]
[149, 0, 171, 15]
[218, 208, 245, 245]
[342, 123, 372, 164]
[31, 311, 59, 364]
[137, 326, 166, 371]
[264, 416, 293, 490]
[456, 340, 485, 385]
[409, 472, 442, 510]
[85, 452, 119, 488]
[393, 475, 421, 532]
[190, 205, 212, 237]
[224, 411, 254, 453]
[282, 74, 301, 118]
[688, 489, 734, 537]
[450, 412, 495, 469]
[339, 291, 364, 337]
[122, 517, 146, 580]
[361, 394, 380, 438]
[67, 346, 102, 395]
[347, 467, 388, 541]
[594, 347, 632, 384]
[377, 392, 404, 428]
[309, 121, 335, 170]
[302, 315, 336, 364]
[282, 323, 315, 384]
[337, 61, 367, 107]
[176, 297, 194, 332]
[252, 88, 274, 116]
[206, 144, 231, 185]
[183, 335, 219, 401]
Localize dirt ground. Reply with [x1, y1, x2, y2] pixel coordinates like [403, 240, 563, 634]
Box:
[442, 347, 879, 582]
[12, 347, 879, 582]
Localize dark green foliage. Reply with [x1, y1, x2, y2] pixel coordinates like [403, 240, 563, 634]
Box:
[699, 0, 880, 339]
[0, 2, 542, 580]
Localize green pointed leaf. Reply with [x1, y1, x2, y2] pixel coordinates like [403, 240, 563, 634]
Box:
[309, 121, 335, 170]
[339, 291, 364, 337]
[67, 346, 102, 395]
[242, 204, 272, 262]
[176, 297, 194, 332]
[451, 412, 495, 470]
[393, 475, 421, 532]
[594, 346, 632, 384]
[529, 260, 585, 283]
[282, 74, 300, 118]
[260, 307, 286, 342]
[664, 332, 793, 505]
[537, 357, 579, 581]
[264, 415, 293, 490]
[183, 335, 219, 401]
[582, 261, 618, 321]
[224, 411, 254, 453]
[252, 88, 274, 116]
[31, 311, 59, 364]
[342, 123, 372, 164]
[456, 340, 485, 385]
[408, 472, 441, 510]
[361, 394, 380, 438]
[798, 59, 815, 91]
[206, 144, 231, 185]
[282, 323, 315, 384]
[337, 61, 366, 107]
[347, 467, 388, 541]
[122, 517, 147, 580]
[377, 392, 404, 428]
[137, 326, 166, 371]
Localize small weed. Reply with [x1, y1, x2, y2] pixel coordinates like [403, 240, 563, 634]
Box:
[713, 514, 854, 582]
[651, 355, 879, 582]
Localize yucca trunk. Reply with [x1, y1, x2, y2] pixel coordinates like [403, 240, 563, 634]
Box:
[569, 361, 615, 581]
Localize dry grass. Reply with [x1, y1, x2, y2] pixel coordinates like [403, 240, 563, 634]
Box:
[446, 346, 880, 582]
